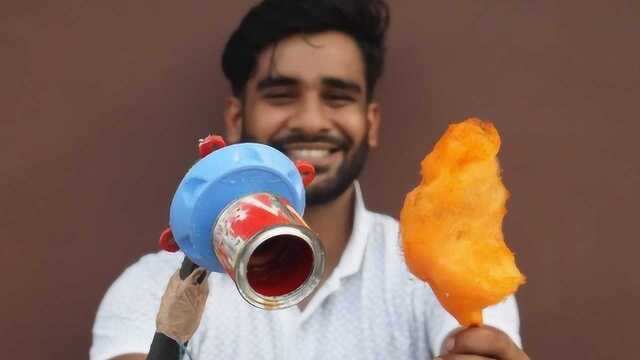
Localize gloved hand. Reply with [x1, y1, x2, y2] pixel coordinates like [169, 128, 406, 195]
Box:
[156, 267, 209, 344]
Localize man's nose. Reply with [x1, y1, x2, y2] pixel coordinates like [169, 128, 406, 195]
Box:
[288, 95, 331, 134]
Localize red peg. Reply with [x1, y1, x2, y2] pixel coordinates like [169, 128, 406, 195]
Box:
[159, 227, 179, 252]
[295, 160, 316, 188]
[198, 135, 226, 158]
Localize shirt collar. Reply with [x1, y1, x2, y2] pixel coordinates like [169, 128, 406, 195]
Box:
[296, 181, 373, 321]
[331, 181, 372, 281]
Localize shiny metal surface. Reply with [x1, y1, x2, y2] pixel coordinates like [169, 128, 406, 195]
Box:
[212, 193, 325, 309]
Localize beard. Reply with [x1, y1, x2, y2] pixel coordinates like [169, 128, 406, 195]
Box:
[240, 129, 369, 206]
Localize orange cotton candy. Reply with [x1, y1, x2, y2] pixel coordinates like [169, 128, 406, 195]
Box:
[400, 118, 525, 326]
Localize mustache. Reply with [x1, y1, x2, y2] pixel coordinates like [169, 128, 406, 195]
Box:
[269, 133, 350, 151]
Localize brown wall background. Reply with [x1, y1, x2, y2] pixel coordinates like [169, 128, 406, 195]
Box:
[1, 1, 638, 359]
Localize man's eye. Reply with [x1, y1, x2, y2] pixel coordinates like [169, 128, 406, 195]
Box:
[264, 93, 292, 98]
[263, 93, 295, 104]
[324, 94, 354, 106]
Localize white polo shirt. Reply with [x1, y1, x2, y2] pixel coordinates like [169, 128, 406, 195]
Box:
[91, 183, 521, 360]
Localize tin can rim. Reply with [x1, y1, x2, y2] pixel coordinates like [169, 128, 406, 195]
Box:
[234, 225, 325, 310]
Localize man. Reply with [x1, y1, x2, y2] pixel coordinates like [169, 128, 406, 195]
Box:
[91, 1, 530, 359]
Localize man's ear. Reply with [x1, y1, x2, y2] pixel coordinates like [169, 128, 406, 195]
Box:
[366, 102, 381, 148]
[224, 96, 243, 143]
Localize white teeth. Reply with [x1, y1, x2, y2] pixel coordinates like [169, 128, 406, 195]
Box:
[288, 149, 330, 159]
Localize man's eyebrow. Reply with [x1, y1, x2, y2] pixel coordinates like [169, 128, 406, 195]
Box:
[256, 76, 299, 91]
[322, 77, 363, 93]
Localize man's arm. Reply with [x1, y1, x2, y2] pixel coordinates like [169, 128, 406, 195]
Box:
[109, 333, 179, 360]
[106, 333, 180, 360]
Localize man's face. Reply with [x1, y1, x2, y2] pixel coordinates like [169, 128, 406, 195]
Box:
[225, 31, 380, 205]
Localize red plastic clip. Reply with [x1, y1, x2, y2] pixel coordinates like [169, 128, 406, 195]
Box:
[295, 160, 316, 188]
[198, 135, 226, 158]
[159, 227, 179, 252]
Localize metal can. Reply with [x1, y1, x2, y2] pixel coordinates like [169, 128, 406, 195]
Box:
[213, 192, 325, 309]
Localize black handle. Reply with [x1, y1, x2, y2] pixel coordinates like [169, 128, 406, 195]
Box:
[179, 257, 207, 283]
[146, 332, 181, 360]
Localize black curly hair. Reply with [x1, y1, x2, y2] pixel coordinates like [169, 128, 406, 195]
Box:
[222, 0, 390, 102]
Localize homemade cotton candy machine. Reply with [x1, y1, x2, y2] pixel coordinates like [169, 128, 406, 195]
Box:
[158, 135, 325, 309]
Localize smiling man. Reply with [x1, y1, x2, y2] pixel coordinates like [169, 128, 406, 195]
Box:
[91, 1, 530, 359]
[223, 29, 382, 294]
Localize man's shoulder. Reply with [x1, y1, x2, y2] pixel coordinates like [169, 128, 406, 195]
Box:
[102, 251, 183, 299]
[91, 252, 182, 359]
[122, 251, 183, 277]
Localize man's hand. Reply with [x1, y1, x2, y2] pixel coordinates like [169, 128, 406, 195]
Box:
[435, 326, 530, 360]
